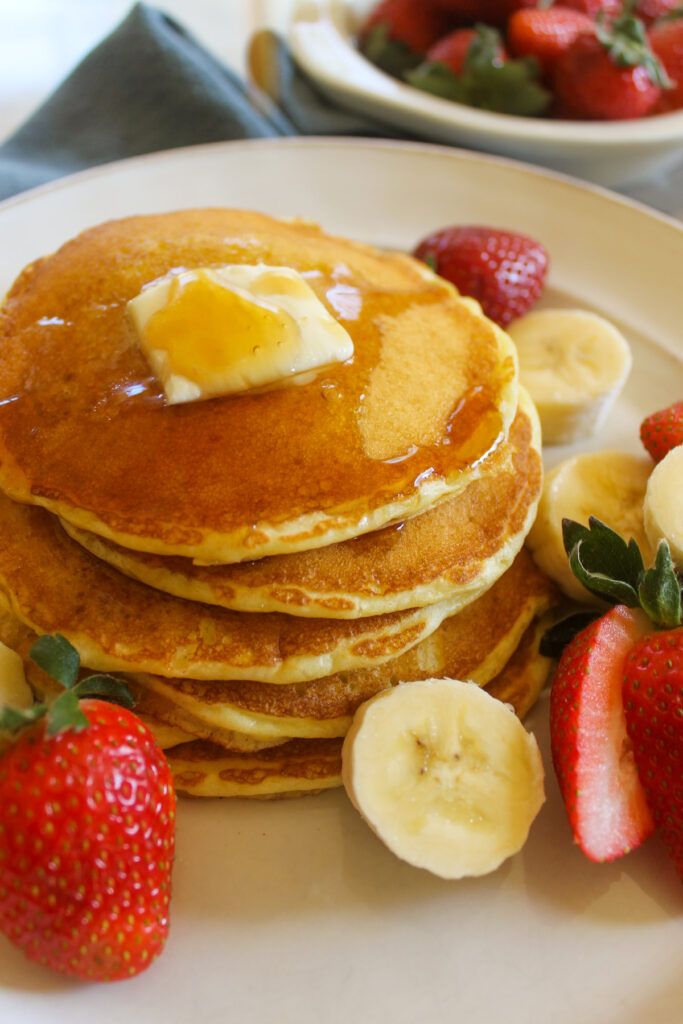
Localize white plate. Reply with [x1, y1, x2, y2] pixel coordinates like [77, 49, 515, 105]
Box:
[0, 139, 681, 1024]
[288, 1, 683, 188]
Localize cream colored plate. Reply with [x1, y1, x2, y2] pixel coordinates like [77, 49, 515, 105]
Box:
[0, 140, 681, 1024]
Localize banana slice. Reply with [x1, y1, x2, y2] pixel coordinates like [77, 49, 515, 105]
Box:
[0, 639, 32, 710]
[507, 309, 632, 445]
[643, 445, 683, 569]
[527, 450, 655, 603]
[341, 678, 545, 880]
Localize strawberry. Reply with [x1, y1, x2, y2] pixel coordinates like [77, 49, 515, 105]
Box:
[545, 516, 683, 876]
[506, 6, 595, 77]
[561, 0, 623, 17]
[358, 0, 452, 76]
[550, 605, 655, 861]
[0, 635, 175, 981]
[407, 22, 551, 115]
[623, 627, 683, 878]
[425, 26, 507, 75]
[640, 400, 683, 462]
[412, 225, 549, 327]
[552, 10, 668, 119]
[635, 0, 680, 27]
[649, 17, 683, 111]
[430, 1, 537, 27]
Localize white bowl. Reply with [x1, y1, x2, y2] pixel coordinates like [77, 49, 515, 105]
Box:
[288, 0, 683, 187]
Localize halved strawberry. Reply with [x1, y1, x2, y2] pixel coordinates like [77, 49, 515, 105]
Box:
[550, 605, 655, 861]
[546, 517, 683, 873]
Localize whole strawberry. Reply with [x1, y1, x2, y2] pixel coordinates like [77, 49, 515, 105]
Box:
[425, 26, 507, 75]
[640, 400, 683, 462]
[358, 0, 451, 76]
[430, 1, 537, 27]
[0, 636, 175, 981]
[623, 628, 683, 878]
[561, 0, 623, 17]
[649, 17, 683, 112]
[412, 225, 549, 327]
[635, 0, 680, 27]
[407, 22, 551, 115]
[552, 20, 665, 119]
[507, 6, 595, 78]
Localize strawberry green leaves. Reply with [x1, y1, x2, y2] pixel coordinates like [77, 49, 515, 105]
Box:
[361, 23, 423, 78]
[595, 8, 672, 87]
[0, 633, 134, 737]
[562, 515, 682, 627]
[638, 540, 682, 628]
[406, 25, 551, 116]
[563, 516, 645, 606]
[30, 632, 80, 689]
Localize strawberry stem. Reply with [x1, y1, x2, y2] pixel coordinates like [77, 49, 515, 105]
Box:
[595, 8, 673, 87]
[1, 634, 135, 739]
[638, 540, 682, 628]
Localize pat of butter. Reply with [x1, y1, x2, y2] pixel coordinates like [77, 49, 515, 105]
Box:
[0, 640, 32, 710]
[127, 265, 354, 403]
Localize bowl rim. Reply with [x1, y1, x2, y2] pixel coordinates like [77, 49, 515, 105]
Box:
[288, 2, 683, 150]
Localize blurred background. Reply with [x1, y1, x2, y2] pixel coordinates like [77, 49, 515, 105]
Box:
[0, 0, 297, 140]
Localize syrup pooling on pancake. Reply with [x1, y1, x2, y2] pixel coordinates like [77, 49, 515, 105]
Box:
[60, 393, 542, 618]
[0, 209, 517, 563]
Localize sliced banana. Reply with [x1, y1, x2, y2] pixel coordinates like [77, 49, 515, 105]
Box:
[0, 639, 32, 710]
[507, 309, 632, 445]
[527, 450, 655, 603]
[643, 445, 683, 569]
[341, 678, 545, 880]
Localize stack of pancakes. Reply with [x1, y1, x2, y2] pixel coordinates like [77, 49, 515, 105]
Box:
[0, 209, 559, 798]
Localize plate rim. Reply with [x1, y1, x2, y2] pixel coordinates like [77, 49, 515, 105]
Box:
[2, 135, 682, 236]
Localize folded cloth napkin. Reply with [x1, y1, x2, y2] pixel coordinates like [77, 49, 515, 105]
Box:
[0, 2, 680, 214]
[0, 3, 398, 203]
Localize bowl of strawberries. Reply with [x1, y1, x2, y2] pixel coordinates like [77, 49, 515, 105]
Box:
[288, 0, 683, 187]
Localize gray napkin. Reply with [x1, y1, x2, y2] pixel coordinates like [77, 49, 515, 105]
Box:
[0, 3, 392, 202]
[0, 2, 680, 214]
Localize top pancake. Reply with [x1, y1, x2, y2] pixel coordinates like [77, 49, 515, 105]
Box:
[0, 209, 517, 563]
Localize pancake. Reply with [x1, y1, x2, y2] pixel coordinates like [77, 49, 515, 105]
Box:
[130, 548, 559, 741]
[166, 622, 555, 799]
[0, 490, 492, 684]
[0, 209, 517, 564]
[484, 614, 554, 719]
[168, 738, 344, 800]
[0, 608, 284, 753]
[61, 391, 542, 618]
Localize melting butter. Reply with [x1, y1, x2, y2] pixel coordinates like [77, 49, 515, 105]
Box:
[127, 265, 354, 404]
